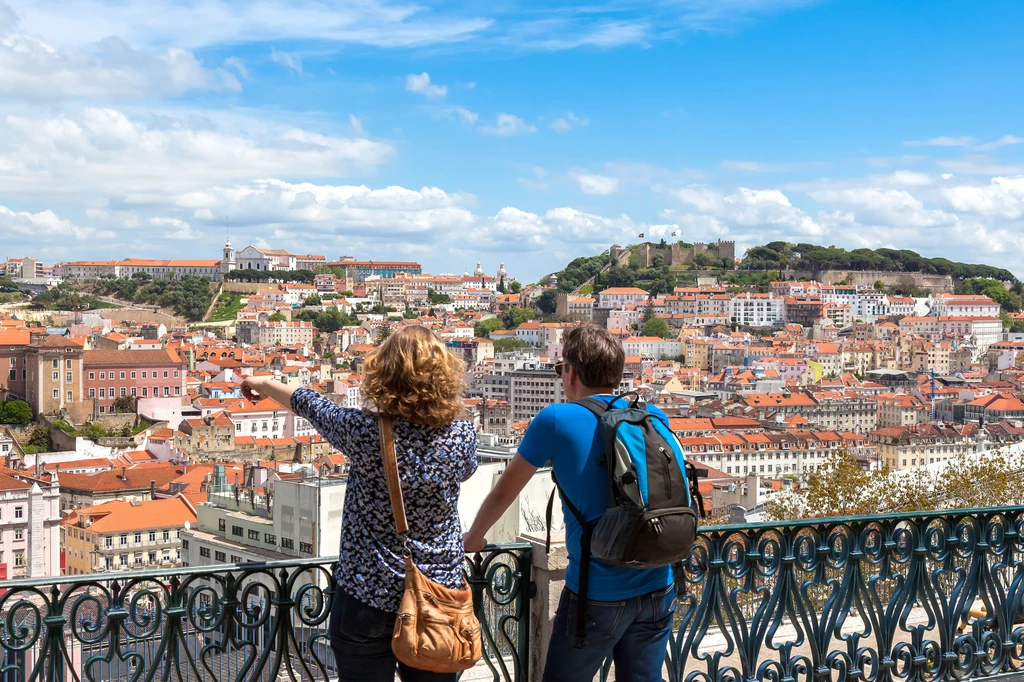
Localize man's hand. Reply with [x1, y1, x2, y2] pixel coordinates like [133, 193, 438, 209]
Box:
[241, 376, 266, 402]
[463, 532, 487, 553]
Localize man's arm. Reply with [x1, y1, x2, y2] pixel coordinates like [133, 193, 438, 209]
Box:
[464, 453, 538, 552]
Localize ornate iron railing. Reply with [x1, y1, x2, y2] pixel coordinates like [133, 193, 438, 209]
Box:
[636, 505, 1024, 682]
[0, 542, 533, 682]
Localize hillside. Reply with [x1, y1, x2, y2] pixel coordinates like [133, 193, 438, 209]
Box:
[547, 241, 1018, 297]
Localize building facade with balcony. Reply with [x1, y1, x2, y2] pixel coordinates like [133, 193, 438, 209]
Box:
[83, 348, 185, 414]
[0, 470, 60, 579]
[60, 495, 195, 575]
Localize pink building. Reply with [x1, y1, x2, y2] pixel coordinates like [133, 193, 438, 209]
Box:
[83, 349, 186, 415]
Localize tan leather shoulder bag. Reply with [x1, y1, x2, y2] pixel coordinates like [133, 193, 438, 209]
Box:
[378, 415, 483, 673]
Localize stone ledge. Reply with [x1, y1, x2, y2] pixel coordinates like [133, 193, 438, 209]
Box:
[518, 530, 568, 572]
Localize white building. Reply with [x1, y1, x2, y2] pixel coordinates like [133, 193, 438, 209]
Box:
[598, 287, 650, 309]
[621, 336, 682, 359]
[928, 294, 1002, 318]
[729, 293, 786, 327]
[0, 472, 61, 579]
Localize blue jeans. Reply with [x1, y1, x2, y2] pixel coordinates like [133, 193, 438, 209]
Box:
[543, 585, 676, 682]
[329, 588, 456, 682]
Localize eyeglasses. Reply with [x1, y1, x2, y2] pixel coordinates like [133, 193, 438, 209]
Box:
[554, 362, 566, 377]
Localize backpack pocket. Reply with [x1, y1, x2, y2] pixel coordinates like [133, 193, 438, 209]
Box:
[591, 506, 697, 568]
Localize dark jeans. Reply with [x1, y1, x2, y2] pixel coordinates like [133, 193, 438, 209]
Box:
[329, 588, 456, 682]
[543, 584, 676, 682]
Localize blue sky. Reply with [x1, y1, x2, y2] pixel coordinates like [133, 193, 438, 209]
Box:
[1, 0, 1023, 281]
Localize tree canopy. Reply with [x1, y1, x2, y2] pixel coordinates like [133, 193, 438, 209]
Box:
[0, 399, 32, 425]
[741, 242, 1018, 283]
[642, 317, 671, 339]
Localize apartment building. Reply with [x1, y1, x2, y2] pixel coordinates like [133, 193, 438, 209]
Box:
[597, 287, 649, 309]
[83, 349, 185, 414]
[729, 293, 785, 327]
[237, 320, 315, 346]
[877, 394, 928, 427]
[928, 294, 1001, 318]
[869, 423, 983, 471]
[24, 335, 86, 417]
[0, 470, 61, 579]
[681, 430, 877, 477]
[61, 495, 195, 575]
[0, 328, 31, 399]
[509, 363, 635, 422]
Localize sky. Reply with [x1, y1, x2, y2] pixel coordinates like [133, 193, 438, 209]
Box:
[2, 0, 1024, 282]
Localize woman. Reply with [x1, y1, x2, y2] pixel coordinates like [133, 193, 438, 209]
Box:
[241, 325, 478, 682]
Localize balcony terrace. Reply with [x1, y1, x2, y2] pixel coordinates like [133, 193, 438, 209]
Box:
[4, 506, 1024, 681]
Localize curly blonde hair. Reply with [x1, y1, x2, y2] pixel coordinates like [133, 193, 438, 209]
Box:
[361, 325, 467, 427]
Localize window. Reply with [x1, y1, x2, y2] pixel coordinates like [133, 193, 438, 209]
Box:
[14, 529, 23, 540]
[142, 371, 147, 378]
[231, 525, 243, 537]
[235, 423, 241, 432]
[67, 391, 72, 401]
[120, 554, 128, 567]
[52, 372, 59, 381]
[215, 551, 226, 562]
[131, 387, 137, 396]
[230, 555, 242, 563]
[8, 357, 13, 367]
[105, 536, 112, 548]
[162, 549, 170, 561]
[218, 519, 226, 532]
[15, 552, 26, 567]
[163, 371, 168, 378]
[248, 529, 259, 540]
[174, 370, 179, 378]
[181, 539, 189, 550]
[8, 369, 14, 381]
[175, 386, 181, 396]
[14, 506, 22, 519]
[89, 389, 95, 398]
[300, 542, 313, 554]
[148, 551, 156, 563]
[281, 538, 294, 550]
[99, 406, 105, 413]
[134, 532, 142, 544]
[52, 359, 58, 369]
[99, 389, 106, 398]
[88, 371, 95, 380]
[265, 533, 276, 545]
[52, 389, 58, 399]
[149, 531, 156, 542]
[131, 371, 136, 379]
[142, 387, 148, 397]
[120, 371, 126, 380]
[199, 547, 210, 558]
[164, 386, 169, 397]
[120, 533, 127, 546]
[134, 552, 143, 565]
[66, 359, 72, 369]
[100, 372, 106, 380]
[162, 530, 169, 542]
[120, 388, 127, 397]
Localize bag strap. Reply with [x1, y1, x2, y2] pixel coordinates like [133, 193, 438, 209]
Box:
[546, 470, 594, 649]
[378, 415, 408, 537]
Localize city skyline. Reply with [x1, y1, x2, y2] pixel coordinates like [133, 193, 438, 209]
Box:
[2, 1, 1023, 281]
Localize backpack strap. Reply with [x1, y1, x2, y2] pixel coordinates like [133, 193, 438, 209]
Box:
[546, 469, 596, 649]
[685, 461, 707, 518]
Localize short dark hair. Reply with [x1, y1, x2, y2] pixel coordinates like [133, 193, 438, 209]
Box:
[562, 325, 624, 389]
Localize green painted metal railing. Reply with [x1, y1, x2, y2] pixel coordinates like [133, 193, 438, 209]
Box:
[0, 542, 533, 682]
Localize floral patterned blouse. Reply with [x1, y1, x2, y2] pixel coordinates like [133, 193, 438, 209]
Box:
[291, 388, 478, 613]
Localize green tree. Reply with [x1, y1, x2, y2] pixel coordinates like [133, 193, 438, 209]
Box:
[535, 289, 558, 315]
[111, 396, 137, 414]
[493, 338, 530, 353]
[628, 253, 644, 269]
[0, 399, 32, 425]
[642, 317, 670, 339]
[651, 253, 665, 268]
[304, 294, 322, 307]
[873, 280, 886, 291]
[474, 318, 503, 338]
[27, 425, 51, 451]
[269, 312, 287, 322]
[692, 253, 714, 268]
[428, 290, 451, 304]
[502, 307, 536, 328]
[509, 281, 522, 294]
[497, 281, 506, 294]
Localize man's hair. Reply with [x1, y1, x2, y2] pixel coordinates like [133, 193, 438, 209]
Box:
[562, 324, 624, 389]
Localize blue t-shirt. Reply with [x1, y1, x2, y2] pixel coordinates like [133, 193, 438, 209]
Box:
[518, 394, 674, 601]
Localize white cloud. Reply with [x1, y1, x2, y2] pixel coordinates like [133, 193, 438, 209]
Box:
[905, 136, 976, 147]
[453, 106, 478, 124]
[349, 113, 364, 135]
[0, 204, 114, 240]
[406, 72, 447, 98]
[940, 176, 1024, 219]
[149, 217, 198, 240]
[721, 160, 804, 173]
[551, 112, 588, 133]
[975, 135, 1024, 152]
[570, 171, 620, 195]
[809, 187, 957, 229]
[270, 48, 302, 73]
[0, 107, 394, 196]
[222, 56, 249, 80]
[480, 113, 536, 136]
[0, 7, 240, 101]
[670, 184, 823, 237]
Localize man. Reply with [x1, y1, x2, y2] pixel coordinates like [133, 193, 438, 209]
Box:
[464, 325, 675, 682]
